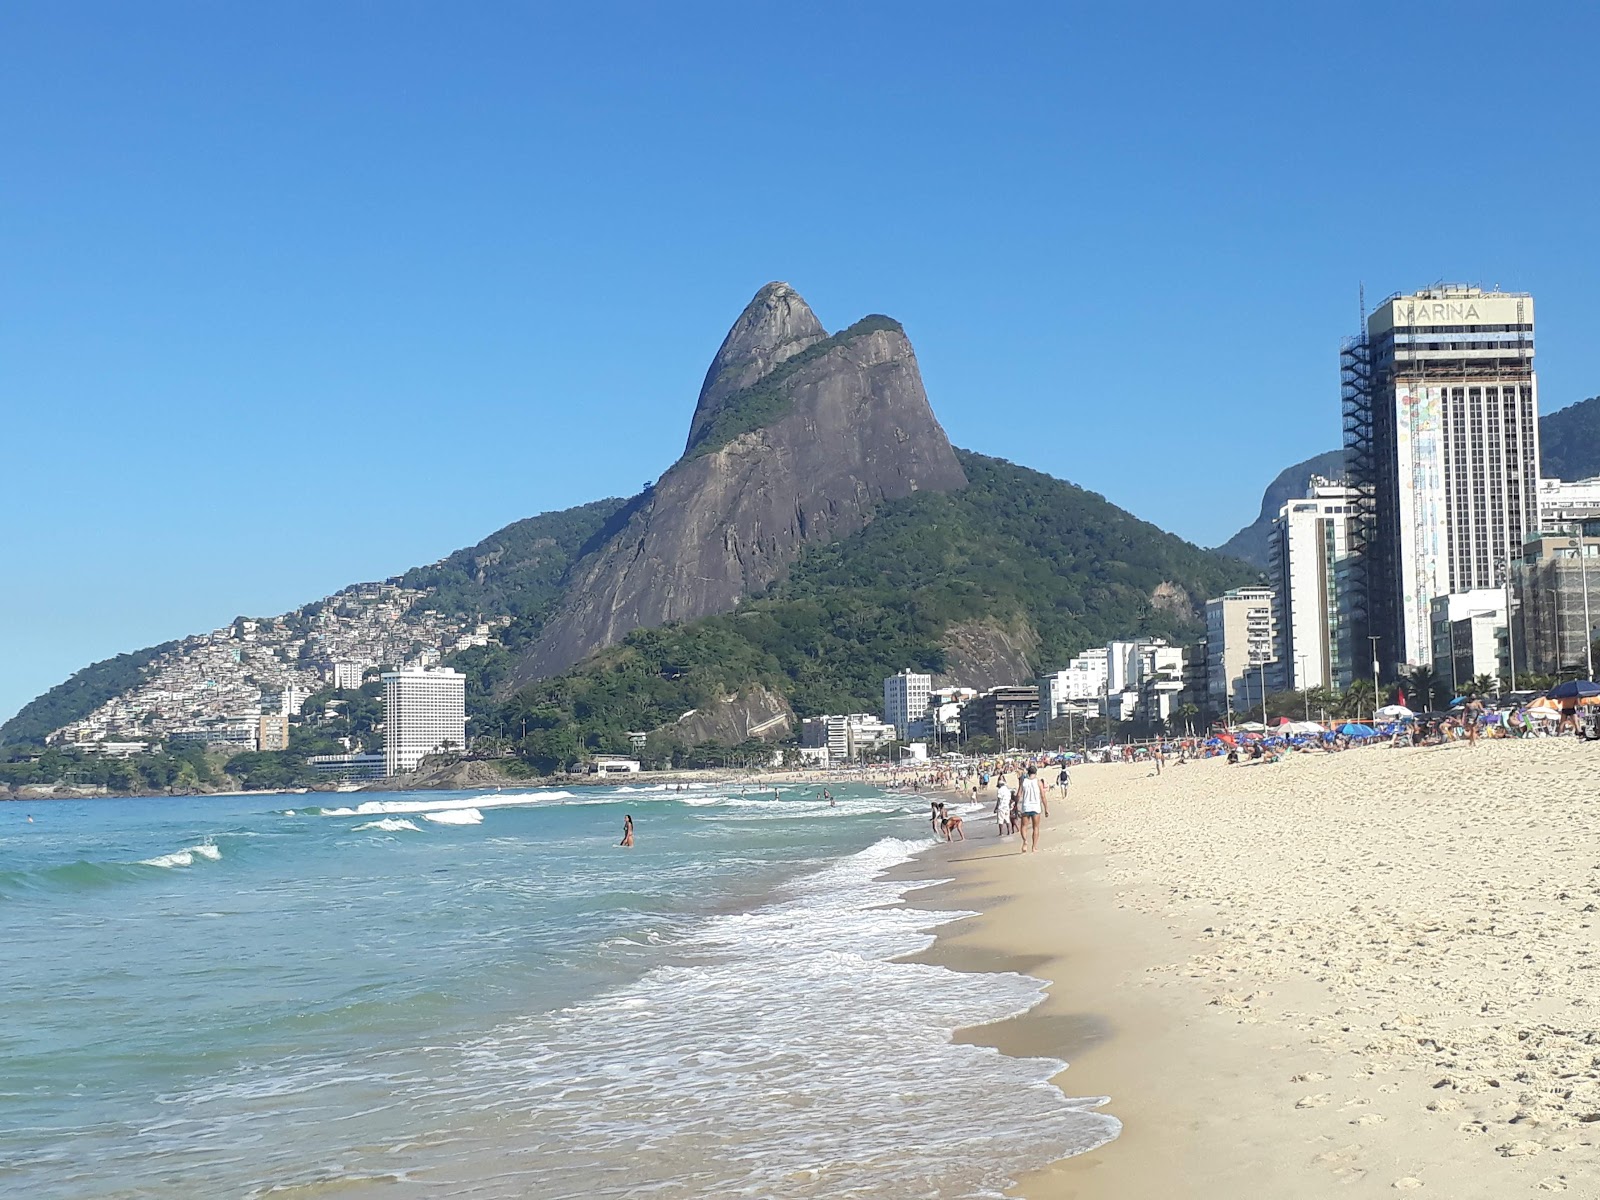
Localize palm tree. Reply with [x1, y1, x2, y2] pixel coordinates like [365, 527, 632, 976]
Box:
[1403, 665, 1441, 712]
[1304, 685, 1339, 722]
[1342, 678, 1376, 719]
[1175, 702, 1200, 735]
[1470, 673, 1496, 697]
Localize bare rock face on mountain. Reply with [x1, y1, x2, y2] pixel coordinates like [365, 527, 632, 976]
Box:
[933, 617, 1040, 692]
[509, 283, 968, 685]
[686, 282, 828, 451]
[658, 685, 794, 748]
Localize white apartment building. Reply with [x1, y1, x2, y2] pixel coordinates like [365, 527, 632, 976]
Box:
[382, 667, 466, 776]
[1538, 476, 1600, 529]
[331, 662, 365, 691]
[1038, 649, 1109, 719]
[1043, 641, 1181, 726]
[801, 713, 897, 763]
[1270, 478, 1360, 691]
[1428, 590, 1507, 693]
[882, 669, 932, 738]
[1351, 286, 1539, 670]
[1206, 587, 1277, 712]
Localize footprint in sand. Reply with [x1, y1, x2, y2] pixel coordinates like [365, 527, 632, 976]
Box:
[1537, 1180, 1567, 1192]
[1297, 1094, 1332, 1109]
[1392, 1179, 1424, 1190]
[1353, 1113, 1386, 1126]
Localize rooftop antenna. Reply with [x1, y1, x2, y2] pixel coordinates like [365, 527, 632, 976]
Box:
[1358, 281, 1366, 332]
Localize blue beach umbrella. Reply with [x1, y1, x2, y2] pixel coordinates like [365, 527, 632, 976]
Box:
[1547, 680, 1600, 700]
[1339, 723, 1378, 738]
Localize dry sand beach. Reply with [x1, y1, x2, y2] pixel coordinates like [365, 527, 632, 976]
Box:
[907, 738, 1600, 1197]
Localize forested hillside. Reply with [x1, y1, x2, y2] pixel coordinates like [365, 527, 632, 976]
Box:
[400, 496, 627, 641]
[1540, 395, 1600, 480]
[0, 643, 176, 747]
[485, 450, 1257, 769]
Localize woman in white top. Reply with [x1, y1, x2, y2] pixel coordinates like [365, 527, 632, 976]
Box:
[1016, 766, 1045, 853]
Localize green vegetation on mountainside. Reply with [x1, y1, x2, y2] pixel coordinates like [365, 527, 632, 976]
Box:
[1, 642, 177, 747]
[1540, 395, 1600, 481]
[685, 315, 905, 459]
[400, 497, 628, 641]
[489, 450, 1258, 771]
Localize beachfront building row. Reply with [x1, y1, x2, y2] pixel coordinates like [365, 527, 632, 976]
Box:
[1039, 639, 1183, 729]
[800, 713, 897, 764]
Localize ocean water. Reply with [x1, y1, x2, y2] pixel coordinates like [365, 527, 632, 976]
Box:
[0, 783, 1117, 1198]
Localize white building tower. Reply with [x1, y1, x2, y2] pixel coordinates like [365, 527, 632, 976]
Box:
[382, 667, 466, 776]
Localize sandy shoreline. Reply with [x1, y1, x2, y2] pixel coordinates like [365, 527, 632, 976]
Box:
[906, 740, 1600, 1197]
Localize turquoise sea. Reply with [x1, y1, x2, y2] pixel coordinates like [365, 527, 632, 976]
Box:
[1, 783, 1116, 1198]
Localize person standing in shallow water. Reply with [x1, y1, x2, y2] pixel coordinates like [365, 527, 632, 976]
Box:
[619, 814, 634, 848]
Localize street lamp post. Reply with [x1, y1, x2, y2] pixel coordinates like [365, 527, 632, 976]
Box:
[1570, 535, 1594, 681]
[1499, 557, 1518, 692]
[1297, 652, 1309, 720]
[1368, 635, 1381, 721]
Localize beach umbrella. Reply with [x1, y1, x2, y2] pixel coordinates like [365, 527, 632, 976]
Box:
[1283, 720, 1323, 735]
[1375, 704, 1413, 720]
[1339, 723, 1378, 738]
[1235, 721, 1267, 732]
[1547, 680, 1600, 700]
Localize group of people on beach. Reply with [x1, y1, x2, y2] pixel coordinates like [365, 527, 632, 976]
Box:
[991, 765, 1050, 852]
[928, 762, 1064, 853]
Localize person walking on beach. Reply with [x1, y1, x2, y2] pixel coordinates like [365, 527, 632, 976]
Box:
[619, 814, 634, 848]
[1017, 766, 1045, 853]
[993, 785, 1011, 836]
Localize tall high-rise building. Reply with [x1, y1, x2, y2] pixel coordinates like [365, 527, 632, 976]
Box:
[1343, 286, 1538, 672]
[1269, 478, 1361, 691]
[1205, 587, 1276, 713]
[882, 669, 932, 738]
[381, 667, 466, 776]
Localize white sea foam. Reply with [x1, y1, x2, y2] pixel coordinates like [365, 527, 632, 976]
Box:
[448, 833, 1119, 1196]
[423, 809, 483, 825]
[353, 818, 422, 833]
[319, 790, 575, 818]
[141, 842, 222, 869]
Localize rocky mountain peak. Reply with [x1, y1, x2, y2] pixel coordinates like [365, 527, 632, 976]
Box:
[686, 282, 828, 451]
[506, 284, 968, 686]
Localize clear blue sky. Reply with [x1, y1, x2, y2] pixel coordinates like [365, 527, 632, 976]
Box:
[4, 2, 1598, 725]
